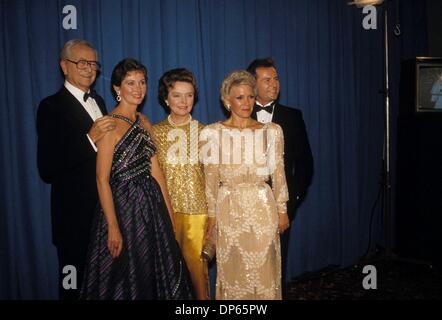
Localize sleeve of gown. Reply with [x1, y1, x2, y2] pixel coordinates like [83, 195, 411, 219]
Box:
[270, 124, 289, 213]
[204, 163, 219, 218]
[202, 126, 219, 218]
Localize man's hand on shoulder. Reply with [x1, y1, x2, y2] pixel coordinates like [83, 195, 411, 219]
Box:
[88, 115, 117, 143]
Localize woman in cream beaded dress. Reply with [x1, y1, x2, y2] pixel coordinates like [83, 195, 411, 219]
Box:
[202, 70, 289, 300]
[152, 68, 209, 300]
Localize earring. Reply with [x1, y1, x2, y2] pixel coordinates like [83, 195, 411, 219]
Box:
[165, 100, 169, 107]
[226, 105, 231, 111]
[116, 91, 121, 102]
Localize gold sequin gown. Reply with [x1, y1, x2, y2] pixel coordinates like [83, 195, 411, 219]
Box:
[152, 118, 209, 299]
[202, 122, 289, 300]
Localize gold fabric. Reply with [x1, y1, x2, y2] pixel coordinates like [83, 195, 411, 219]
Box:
[152, 119, 207, 215]
[202, 122, 289, 300]
[174, 212, 208, 299]
[152, 119, 209, 299]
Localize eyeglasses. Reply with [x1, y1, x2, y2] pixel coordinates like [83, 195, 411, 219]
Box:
[65, 59, 101, 71]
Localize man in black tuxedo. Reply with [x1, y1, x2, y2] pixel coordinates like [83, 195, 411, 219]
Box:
[37, 39, 116, 299]
[247, 58, 314, 297]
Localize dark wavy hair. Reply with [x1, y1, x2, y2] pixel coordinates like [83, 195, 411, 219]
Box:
[111, 58, 148, 99]
[157, 68, 199, 109]
[246, 57, 276, 77]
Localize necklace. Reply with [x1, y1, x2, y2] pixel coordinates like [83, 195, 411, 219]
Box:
[168, 114, 192, 126]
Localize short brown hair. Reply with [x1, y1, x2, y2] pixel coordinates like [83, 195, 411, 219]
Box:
[158, 68, 199, 108]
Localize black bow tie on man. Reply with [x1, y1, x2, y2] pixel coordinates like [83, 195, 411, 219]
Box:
[255, 103, 275, 114]
[83, 89, 97, 102]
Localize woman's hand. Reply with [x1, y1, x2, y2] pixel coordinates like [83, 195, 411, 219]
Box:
[107, 225, 123, 258]
[204, 217, 216, 241]
[278, 212, 290, 234]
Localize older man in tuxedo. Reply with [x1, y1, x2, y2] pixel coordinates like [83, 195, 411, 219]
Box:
[247, 58, 314, 297]
[37, 39, 115, 299]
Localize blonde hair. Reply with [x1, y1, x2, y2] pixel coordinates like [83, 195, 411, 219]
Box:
[220, 70, 256, 108]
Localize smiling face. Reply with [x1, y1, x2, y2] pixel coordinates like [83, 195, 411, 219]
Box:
[166, 81, 195, 117]
[226, 84, 256, 120]
[113, 71, 147, 107]
[255, 66, 280, 105]
[60, 44, 97, 92]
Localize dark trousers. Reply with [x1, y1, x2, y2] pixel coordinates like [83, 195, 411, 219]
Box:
[57, 244, 88, 300]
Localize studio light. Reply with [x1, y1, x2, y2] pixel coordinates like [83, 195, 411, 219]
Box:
[348, 0, 384, 8]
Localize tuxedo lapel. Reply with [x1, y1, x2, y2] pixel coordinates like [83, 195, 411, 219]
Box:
[271, 102, 282, 125]
[59, 87, 94, 130]
[95, 95, 108, 116]
[251, 105, 258, 120]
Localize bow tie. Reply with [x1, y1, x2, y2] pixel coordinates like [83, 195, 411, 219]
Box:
[255, 103, 274, 114]
[83, 89, 97, 102]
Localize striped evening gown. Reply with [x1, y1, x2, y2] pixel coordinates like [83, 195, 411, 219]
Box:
[80, 114, 194, 300]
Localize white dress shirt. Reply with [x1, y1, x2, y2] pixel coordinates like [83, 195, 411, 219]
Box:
[64, 81, 103, 151]
[255, 100, 275, 124]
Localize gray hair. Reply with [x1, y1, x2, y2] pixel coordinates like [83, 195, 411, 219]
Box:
[60, 39, 98, 60]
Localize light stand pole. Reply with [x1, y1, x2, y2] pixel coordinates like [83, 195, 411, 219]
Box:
[350, 0, 432, 266]
[349, 0, 393, 259]
[382, 4, 393, 258]
[380, 3, 431, 265]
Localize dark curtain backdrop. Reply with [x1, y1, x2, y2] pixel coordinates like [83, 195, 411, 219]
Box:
[0, 0, 427, 299]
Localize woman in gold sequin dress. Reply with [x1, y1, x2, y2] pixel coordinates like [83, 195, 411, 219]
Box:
[152, 68, 209, 300]
[202, 71, 289, 300]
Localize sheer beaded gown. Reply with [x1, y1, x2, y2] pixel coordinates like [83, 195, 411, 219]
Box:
[80, 114, 194, 300]
[203, 122, 288, 300]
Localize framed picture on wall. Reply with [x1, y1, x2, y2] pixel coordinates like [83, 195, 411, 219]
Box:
[416, 57, 442, 112]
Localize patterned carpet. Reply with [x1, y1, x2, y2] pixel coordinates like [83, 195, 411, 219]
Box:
[286, 257, 442, 300]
